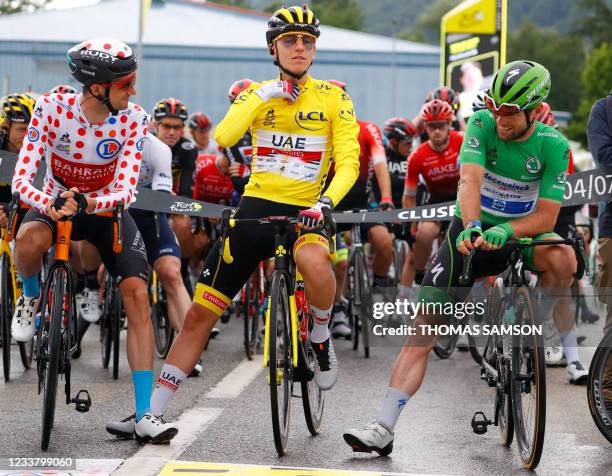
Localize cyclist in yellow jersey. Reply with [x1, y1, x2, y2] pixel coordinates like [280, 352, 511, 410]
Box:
[104, 6, 359, 439]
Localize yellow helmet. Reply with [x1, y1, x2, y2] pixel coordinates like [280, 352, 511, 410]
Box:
[266, 5, 320, 46]
[1, 93, 35, 123]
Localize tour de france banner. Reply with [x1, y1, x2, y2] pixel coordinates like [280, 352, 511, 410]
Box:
[441, 0, 507, 118]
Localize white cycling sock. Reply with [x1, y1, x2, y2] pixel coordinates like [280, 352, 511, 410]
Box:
[560, 330, 580, 364]
[310, 303, 331, 343]
[377, 386, 411, 431]
[150, 364, 187, 417]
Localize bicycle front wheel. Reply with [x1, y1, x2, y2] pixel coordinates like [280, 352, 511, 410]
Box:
[40, 268, 66, 451]
[150, 275, 173, 358]
[111, 281, 121, 380]
[1, 253, 12, 381]
[587, 331, 612, 443]
[267, 272, 292, 456]
[511, 286, 546, 470]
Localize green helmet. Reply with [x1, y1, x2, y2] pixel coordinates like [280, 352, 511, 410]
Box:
[489, 60, 551, 110]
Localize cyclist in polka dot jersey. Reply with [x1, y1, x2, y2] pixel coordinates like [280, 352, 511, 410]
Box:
[10, 38, 178, 444]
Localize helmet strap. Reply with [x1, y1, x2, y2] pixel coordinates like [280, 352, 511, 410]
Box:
[87, 85, 119, 115]
[272, 43, 310, 80]
[511, 110, 535, 141]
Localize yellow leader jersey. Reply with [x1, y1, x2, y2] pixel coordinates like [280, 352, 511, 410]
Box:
[214, 76, 360, 208]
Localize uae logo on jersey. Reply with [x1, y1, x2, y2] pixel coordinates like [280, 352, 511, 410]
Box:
[524, 157, 542, 174]
[96, 138, 121, 159]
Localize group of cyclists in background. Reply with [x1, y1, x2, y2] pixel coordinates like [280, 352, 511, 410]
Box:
[0, 4, 606, 467]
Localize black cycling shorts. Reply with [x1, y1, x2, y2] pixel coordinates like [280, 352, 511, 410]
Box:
[419, 217, 559, 305]
[130, 209, 181, 264]
[22, 209, 149, 283]
[194, 197, 329, 316]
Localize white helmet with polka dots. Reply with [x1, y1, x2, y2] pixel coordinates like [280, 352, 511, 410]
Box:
[68, 38, 137, 86]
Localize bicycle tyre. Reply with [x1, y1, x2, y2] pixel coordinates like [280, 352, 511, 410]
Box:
[357, 251, 371, 359]
[111, 281, 121, 380]
[41, 269, 65, 451]
[268, 272, 292, 456]
[249, 270, 263, 358]
[151, 275, 173, 358]
[483, 277, 513, 446]
[1, 253, 12, 381]
[301, 343, 324, 436]
[511, 286, 546, 470]
[100, 273, 112, 369]
[587, 331, 612, 444]
[243, 277, 254, 360]
[348, 252, 360, 352]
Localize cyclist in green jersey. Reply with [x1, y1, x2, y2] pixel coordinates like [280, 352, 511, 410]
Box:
[343, 60, 578, 455]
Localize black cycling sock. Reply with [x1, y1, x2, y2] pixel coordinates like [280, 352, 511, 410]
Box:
[312, 338, 330, 371]
[373, 274, 387, 288]
[84, 269, 100, 290]
[414, 269, 425, 285]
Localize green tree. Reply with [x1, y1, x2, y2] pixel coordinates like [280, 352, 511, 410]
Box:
[566, 42, 612, 147]
[507, 19, 585, 114]
[0, 0, 50, 14]
[264, 0, 363, 31]
[397, 0, 460, 44]
[575, 0, 612, 48]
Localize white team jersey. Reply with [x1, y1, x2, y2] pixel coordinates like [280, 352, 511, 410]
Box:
[139, 133, 172, 192]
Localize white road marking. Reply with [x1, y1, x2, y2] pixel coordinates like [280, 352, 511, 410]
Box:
[205, 358, 263, 399]
[113, 407, 223, 476]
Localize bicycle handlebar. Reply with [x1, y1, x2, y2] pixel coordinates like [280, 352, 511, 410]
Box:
[218, 208, 337, 265]
[459, 236, 588, 286]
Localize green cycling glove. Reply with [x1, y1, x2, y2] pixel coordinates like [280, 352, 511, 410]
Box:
[456, 224, 483, 249]
[482, 222, 514, 248]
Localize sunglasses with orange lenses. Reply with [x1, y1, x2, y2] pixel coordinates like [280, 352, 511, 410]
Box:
[102, 73, 136, 90]
[277, 34, 316, 49]
[484, 94, 523, 116]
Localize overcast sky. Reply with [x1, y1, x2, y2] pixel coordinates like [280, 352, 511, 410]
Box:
[49, 0, 101, 9]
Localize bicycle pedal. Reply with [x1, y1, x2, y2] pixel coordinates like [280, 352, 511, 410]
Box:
[71, 389, 91, 413]
[471, 411, 492, 435]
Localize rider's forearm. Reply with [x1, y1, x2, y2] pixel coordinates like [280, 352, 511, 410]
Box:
[402, 194, 416, 209]
[458, 176, 482, 226]
[373, 162, 392, 199]
[215, 91, 262, 148]
[505, 210, 559, 238]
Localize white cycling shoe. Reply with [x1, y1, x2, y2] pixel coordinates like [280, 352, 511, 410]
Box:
[343, 422, 394, 456]
[567, 360, 588, 385]
[134, 413, 178, 444]
[78, 287, 102, 323]
[11, 294, 38, 342]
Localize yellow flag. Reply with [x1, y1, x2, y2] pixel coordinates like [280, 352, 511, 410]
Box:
[141, 0, 153, 33]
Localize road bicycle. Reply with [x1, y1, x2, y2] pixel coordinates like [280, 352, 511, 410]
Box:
[218, 209, 334, 456]
[587, 330, 612, 444]
[0, 199, 33, 381]
[467, 236, 587, 470]
[100, 268, 123, 379]
[34, 197, 124, 450]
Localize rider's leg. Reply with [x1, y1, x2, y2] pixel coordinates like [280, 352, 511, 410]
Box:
[411, 221, 441, 285]
[155, 255, 190, 332]
[368, 225, 393, 288]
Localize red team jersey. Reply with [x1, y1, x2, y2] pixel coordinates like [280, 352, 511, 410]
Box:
[192, 154, 234, 204]
[327, 120, 385, 189]
[405, 130, 463, 196]
[13, 93, 147, 213]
